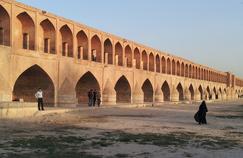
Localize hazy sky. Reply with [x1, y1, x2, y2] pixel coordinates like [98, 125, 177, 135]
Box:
[17, 0, 243, 77]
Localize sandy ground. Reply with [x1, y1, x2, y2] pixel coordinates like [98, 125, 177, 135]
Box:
[0, 100, 243, 158]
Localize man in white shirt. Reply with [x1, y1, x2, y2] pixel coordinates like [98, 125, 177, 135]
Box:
[35, 88, 44, 111]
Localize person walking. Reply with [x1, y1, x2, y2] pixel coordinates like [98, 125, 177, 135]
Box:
[195, 100, 208, 125]
[88, 89, 93, 107]
[97, 90, 101, 107]
[35, 88, 44, 111]
[93, 89, 97, 107]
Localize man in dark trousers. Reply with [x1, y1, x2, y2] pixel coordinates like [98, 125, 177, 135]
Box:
[88, 89, 93, 107]
[35, 88, 44, 111]
[93, 89, 97, 107]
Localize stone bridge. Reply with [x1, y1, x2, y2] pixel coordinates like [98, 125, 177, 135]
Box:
[0, 0, 243, 106]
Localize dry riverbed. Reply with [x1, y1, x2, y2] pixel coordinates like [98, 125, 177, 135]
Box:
[0, 100, 243, 158]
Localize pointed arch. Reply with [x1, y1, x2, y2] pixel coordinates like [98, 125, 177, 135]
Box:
[76, 30, 88, 60]
[189, 84, 194, 100]
[60, 25, 73, 57]
[198, 85, 203, 100]
[189, 65, 192, 78]
[75, 71, 100, 104]
[162, 81, 170, 101]
[115, 42, 123, 66]
[177, 83, 184, 101]
[185, 64, 188, 77]
[181, 62, 185, 77]
[156, 54, 160, 73]
[176, 61, 180, 76]
[91, 35, 101, 62]
[142, 50, 148, 70]
[0, 5, 10, 46]
[40, 19, 56, 54]
[142, 79, 153, 102]
[206, 86, 211, 100]
[172, 59, 176, 75]
[16, 12, 35, 50]
[149, 53, 154, 72]
[124, 45, 132, 67]
[134, 47, 140, 69]
[161, 56, 166, 73]
[13, 65, 55, 105]
[104, 38, 113, 64]
[115, 76, 131, 103]
[167, 58, 171, 74]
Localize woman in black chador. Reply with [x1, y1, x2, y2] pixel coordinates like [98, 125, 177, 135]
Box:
[195, 100, 208, 125]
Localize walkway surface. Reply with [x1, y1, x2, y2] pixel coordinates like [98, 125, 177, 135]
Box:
[0, 100, 243, 158]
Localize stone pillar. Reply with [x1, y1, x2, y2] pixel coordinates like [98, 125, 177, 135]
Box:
[171, 85, 179, 102]
[115, 55, 119, 66]
[105, 52, 108, 64]
[102, 79, 116, 105]
[140, 61, 144, 70]
[124, 57, 127, 67]
[155, 86, 163, 103]
[133, 83, 144, 104]
[211, 93, 216, 100]
[194, 89, 201, 101]
[132, 59, 136, 68]
[184, 87, 191, 101]
[222, 91, 227, 100]
[217, 92, 222, 100]
[78, 46, 83, 60]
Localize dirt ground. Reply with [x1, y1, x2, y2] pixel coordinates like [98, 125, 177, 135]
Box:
[0, 100, 243, 158]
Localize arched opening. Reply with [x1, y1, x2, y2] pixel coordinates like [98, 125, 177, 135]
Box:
[142, 79, 153, 102]
[189, 65, 192, 78]
[177, 83, 184, 101]
[60, 25, 73, 57]
[162, 81, 170, 101]
[185, 64, 188, 77]
[40, 19, 56, 54]
[125, 45, 132, 67]
[176, 61, 180, 76]
[189, 84, 194, 100]
[142, 50, 148, 70]
[156, 55, 160, 73]
[161, 56, 166, 73]
[115, 42, 123, 66]
[201, 69, 204, 80]
[181, 62, 185, 77]
[192, 66, 195, 79]
[206, 87, 211, 100]
[134, 48, 140, 69]
[13, 65, 54, 106]
[172, 60, 176, 75]
[0, 5, 10, 46]
[115, 76, 131, 103]
[76, 30, 88, 60]
[75, 72, 100, 105]
[149, 53, 154, 72]
[167, 58, 171, 74]
[16, 12, 35, 50]
[213, 87, 218, 99]
[198, 85, 203, 100]
[104, 38, 113, 64]
[91, 35, 101, 62]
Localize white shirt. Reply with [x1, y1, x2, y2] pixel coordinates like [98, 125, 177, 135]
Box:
[35, 90, 43, 99]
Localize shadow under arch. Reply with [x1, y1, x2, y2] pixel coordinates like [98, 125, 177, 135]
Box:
[13, 65, 55, 106]
[75, 71, 100, 105]
[142, 79, 153, 102]
[114, 75, 131, 103]
[161, 81, 170, 101]
[177, 83, 184, 101]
